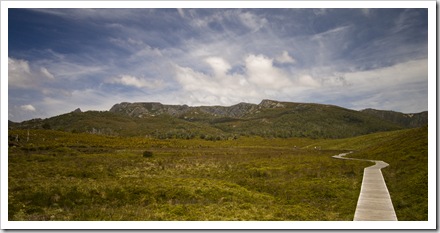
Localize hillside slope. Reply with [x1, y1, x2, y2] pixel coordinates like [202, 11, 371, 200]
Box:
[360, 108, 428, 128]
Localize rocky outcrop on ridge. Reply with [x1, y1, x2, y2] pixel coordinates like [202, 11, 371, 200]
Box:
[109, 99, 285, 119]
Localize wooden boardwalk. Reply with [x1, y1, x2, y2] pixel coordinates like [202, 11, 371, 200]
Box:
[333, 152, 398, 221]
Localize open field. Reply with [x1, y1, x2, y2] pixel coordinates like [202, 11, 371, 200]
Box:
[8, 127, 427, 221]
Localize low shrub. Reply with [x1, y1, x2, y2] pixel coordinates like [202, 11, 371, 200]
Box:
[143, 150, 153, 158]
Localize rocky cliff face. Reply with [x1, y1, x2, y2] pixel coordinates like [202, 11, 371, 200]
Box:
[258, 99, 286, 109]
[198, 102, 258, 118]
[109, 102, 190, 118]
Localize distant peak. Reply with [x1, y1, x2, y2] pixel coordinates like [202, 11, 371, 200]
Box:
[72, 108, 82, 113]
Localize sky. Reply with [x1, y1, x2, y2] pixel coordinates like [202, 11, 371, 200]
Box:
[8, 8, 429, 122]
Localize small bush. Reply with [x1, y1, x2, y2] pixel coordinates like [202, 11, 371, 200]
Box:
[143, 150, 153, 158]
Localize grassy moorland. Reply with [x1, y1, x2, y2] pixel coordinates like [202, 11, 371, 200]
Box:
[8, 127, 427, 221]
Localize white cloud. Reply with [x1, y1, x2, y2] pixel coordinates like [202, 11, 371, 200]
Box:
[173, 62, 258, 106]
[9, 58, 56, 89]
[205, 57, 231, 76]
[9, 57, 32, 88]
[312, 59, 428, 113]
[172, 53, 426, 113]
[132, 45, 163, 59]
[344, 59, 427, 91]
[9, 57, 30, 74]
[173, 57, 262, 105]
[238, 11, 268, 32]
[118, 75, 147, 88]
[20, 104, 36, 112]
[172, 53, 324, 106]
[245, 54, 292, 89]
[111, 75, 164, 89]
[276, 51, 296, 64]
[298, 75, 321, 87]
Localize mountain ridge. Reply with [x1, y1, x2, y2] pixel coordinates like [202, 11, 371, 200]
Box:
[9, 100, 428, 139]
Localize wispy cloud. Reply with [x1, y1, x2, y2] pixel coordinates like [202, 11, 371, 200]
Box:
[40, 67, 55, 80]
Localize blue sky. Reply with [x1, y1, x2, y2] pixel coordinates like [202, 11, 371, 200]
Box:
[8, 8, 428, 122]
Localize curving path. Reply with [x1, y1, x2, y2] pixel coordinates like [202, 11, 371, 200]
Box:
[333, 152, 398, 221]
